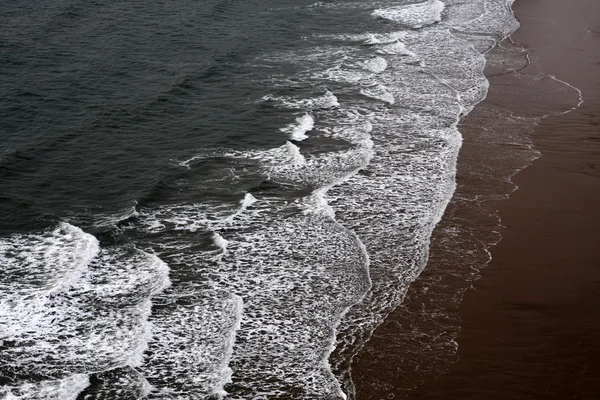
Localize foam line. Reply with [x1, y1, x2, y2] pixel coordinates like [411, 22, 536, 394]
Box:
[546, 74, 584, 115]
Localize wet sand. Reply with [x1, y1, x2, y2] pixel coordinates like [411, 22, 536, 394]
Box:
[413, 0, 600, 398]
[353, 0, 600, 398]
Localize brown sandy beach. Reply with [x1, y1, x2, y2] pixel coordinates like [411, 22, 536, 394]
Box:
[352, 0, 600, 398]
[414, 0, 600, 398]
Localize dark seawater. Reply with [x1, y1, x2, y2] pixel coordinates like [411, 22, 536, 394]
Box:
[1, 0, 573, 399]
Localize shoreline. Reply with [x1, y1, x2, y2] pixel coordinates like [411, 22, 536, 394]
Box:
[413, 0, 600, 397]
[352, 0, 600, 398]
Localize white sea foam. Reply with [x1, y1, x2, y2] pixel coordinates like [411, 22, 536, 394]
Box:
[141, 291, 243, 399]
[361, 56, 388, 73]
[233, 3, 523, 397]
[0, 374, 90, 400]
[279, 113, 315, 141]
[133, 191, 258, 234]
[263, 90, 340, 109]
[0, 223, 171, 398]
[372, 0, 446, 28]
[375, 40, 417, 57]
[285, 141, 306, 166]
[359, 82, 395, 104]
[211, 232, 229, 261]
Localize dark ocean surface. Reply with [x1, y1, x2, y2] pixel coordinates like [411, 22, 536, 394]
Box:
[0, 1, 567, 399]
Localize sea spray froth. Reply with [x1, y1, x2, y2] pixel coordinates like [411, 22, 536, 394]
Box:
[1, 0, 524, 398]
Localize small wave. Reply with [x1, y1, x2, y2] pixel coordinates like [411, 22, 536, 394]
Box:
[285, 141, 306, 166]
[262, 90, 340, 110]
[91, 202, 140, 228]
[359, 82, 395, 104]
[211, 232, 229, 261]
[279, 113, 315, 141]
[0, 223, 100, 339]
[224, 192, 259, 225]
[0, 223, 171, 397]
[301, 188, 335, 219]
[363, 32, 405, 45]
[375, 40, 416, 57]
[372, 0, 446, 29]
[132, 192, 258, 235]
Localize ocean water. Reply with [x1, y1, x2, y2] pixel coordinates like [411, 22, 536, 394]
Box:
[0, 0, 530, 398]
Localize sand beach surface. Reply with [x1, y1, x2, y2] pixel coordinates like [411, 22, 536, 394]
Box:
[353, 0, 600, 398]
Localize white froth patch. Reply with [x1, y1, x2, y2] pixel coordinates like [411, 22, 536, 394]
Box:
[212, 232, 229, 260]
[372, 0, 445, 28]
[262, 90, 339, 110]
[376, 40, 416, 57]
[360, 82, 395, 104]
[302, 189, 336, 219]
[240, 192, 257, 209]
[284, 141, 305, 166]
[142, 292, 243, 398]
[0, 223, 171, 398]
[0, 223, 99, 340]
[363, 32, 405, 45]
[0, 374, 90, 400]
[361, 56, 388, 73]
[183, 209, 371, 398]
[279, 114, 315, 141]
